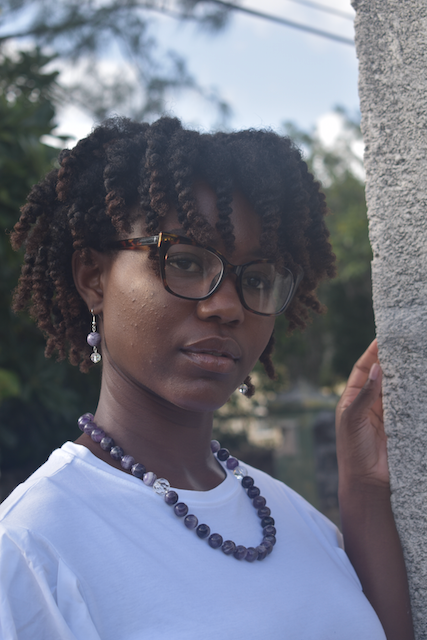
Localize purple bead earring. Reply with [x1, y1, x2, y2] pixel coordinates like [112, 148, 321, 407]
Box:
[87, 309, 101, 363]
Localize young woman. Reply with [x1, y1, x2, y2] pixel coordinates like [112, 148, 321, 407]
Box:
[0, 117, 413, 639]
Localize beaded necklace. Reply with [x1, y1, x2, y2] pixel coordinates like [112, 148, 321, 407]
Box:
[78, 413, 276, 562]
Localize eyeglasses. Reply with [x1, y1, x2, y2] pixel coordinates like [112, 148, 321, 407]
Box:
[111, 232, 303, 316]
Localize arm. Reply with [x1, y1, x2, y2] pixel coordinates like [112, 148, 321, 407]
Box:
[336, 339, 414, 640]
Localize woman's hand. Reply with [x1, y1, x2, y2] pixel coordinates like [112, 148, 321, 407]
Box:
[336, 338, 389, 492]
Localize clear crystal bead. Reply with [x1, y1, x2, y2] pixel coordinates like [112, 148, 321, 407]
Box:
[233, 466, 248, 480]
[90, 352, 101, 363]
[153, 478, 171, 495]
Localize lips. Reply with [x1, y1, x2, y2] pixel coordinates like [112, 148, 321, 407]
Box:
[181, 337, 241, 374]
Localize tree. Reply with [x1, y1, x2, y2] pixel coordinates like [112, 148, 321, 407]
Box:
[0, 49, 101, 479]
[0, 0, 232, 125]
[271, 110, 375, 389]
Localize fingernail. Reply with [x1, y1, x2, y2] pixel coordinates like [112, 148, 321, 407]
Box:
[369, 363, 380, 381]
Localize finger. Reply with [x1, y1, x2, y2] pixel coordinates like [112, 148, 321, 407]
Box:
[345, 339, 379, 391]
[343, 362, 383, 423]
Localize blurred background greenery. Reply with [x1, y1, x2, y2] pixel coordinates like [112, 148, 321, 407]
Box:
[0, 27, 374, 513]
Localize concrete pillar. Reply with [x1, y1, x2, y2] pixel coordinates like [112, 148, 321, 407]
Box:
[352, 1, 427, 635]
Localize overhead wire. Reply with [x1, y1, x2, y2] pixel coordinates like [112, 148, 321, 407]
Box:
[203, 0, 354, 45]
[283, 0, 354, 21]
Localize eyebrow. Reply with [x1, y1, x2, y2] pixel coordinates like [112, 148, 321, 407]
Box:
[165, 228, 265, 260]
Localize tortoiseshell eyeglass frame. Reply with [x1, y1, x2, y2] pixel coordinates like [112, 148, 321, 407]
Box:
[110, 232, 303, 317]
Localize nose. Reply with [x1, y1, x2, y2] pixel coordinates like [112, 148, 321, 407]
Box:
[196, 274, 245, 324]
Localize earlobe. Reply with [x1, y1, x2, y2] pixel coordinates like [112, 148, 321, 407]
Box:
[72, 248, 106, 315]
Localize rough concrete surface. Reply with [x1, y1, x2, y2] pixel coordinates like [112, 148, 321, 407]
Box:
[352, 1, 427, 635]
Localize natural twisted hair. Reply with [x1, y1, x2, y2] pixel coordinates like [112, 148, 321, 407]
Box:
[11, 116, 336, 385]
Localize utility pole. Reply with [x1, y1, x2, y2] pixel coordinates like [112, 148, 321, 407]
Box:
[353, 1, 427, 636]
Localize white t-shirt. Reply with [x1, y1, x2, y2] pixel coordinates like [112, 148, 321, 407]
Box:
[0, 442, 386, 640]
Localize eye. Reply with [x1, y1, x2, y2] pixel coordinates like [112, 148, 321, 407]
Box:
[242, 271, 273, 291]
[166, 252, 203, 273]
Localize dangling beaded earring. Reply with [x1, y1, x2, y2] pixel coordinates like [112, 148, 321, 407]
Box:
[87, 310, 101, 363]
[239, 383, 249, 396]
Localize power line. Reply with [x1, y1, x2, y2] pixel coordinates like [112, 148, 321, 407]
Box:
[284, 0, 354, 21]
[205, 0, 354, 45]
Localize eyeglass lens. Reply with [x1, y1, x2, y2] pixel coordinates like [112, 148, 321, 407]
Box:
[164, 244, 294, 314]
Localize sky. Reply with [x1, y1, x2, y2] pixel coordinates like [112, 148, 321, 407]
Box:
[49, 0, 359, 145]
[1, 0, 359, 146]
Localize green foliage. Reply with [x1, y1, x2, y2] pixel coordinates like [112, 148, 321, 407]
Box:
[0, 0, 231, 124]
[272, 110, 375, 386]
[0, 49, 101, 473]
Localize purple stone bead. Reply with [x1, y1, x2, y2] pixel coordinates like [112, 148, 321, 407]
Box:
[221, 540, 236, 556]
[100, 436, 115, 451]
[90, 428, 105, 443]
[264, 534, 276, 546]
[216, 448, 230, 462]
[263, 525, 276, 536]
[247, 486, 260, 499]
[131, 463, 146, 478]
[174, 502, 189, 517]
[210, 440, 221, 453]
[261, 516, 275, 528]
[262, 539, 273, 555]
[257, 507, 271, 518]
[143, 471, 157, 486]
[226, 456, 239, 470]
[256, 545, 268, 561]
[83, 421, 97, 435]
[252, 495, 266, 509]
[78, 413, 94, 430]
[196, 524, 210, 539]
[87, 331, 101, 347]
[110, 446, 124, 460]
[245, 547, 259, 562]
[233, 545, 247, 560]
[241, 476, 254, 489]
[184, 514, 198, 529]
[165, 491, 179, 506]
[208, 533, 223, 549]
[121, 455, 135, 470]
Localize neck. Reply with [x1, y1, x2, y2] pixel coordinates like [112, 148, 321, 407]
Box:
[75, 364, 225, 491]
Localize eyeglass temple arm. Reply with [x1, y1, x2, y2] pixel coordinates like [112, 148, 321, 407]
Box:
[111, 235, 160, 250]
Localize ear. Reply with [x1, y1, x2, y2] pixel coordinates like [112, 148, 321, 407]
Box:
[72, 249, 108, 315]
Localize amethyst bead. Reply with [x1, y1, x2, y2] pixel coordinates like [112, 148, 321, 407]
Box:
[257, 507, 271, 519]
[110, 446, 124, 460]
[247, 486, 260, 499]
[121, 455, 135, 470]
[87, 331, 101, 347]
[78, 413, 94, 430]
[210, 440, 221, 453]
[83, 421, 97, 435]
[184, 514, 198, 529]
[262, 540, 273, 555]
[208, 533, 223, 549]
[233, 545, 247, 560]
[174, 502, 189, 517]
[90, 428, 105, 443]
[216, 448, 230, 462]
[245, 547, 259, 562]
[226, 456, 239, 470]
[264, 534, 276, 546]
[165, 491, 179, 506]
[196, 524, 210, 539]
[241, 476, 254, 489]
[256, 545, 268, 561]
[100, 436, 115, 451]
[221, 540, 236, 556]
[143, 471, 157, 486]
[131, 463, 146, 478]
[263, 525, 276, 536]
[261, 516, 275, 528]
[252, 495, 266, 509]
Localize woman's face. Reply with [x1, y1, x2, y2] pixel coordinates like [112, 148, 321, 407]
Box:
[99, 183, 276, 412]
